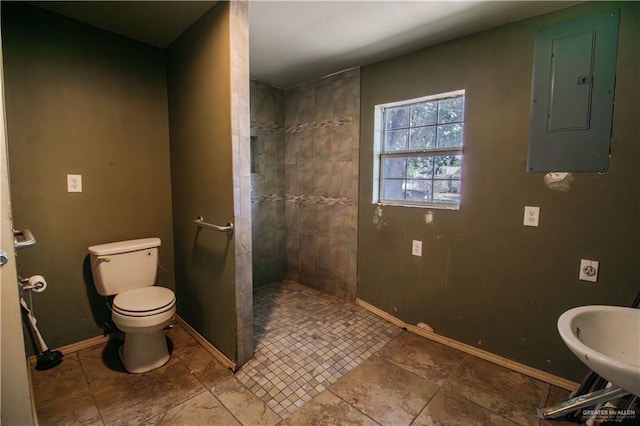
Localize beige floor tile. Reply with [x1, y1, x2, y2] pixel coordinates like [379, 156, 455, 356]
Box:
[145, 391, 240, 426]
[90, 358, 206, 425]
[166, 323, 200, 356]
[377, 332, 467, 385]
[413, 386, 517, 426]
[212, 377, 281, 426]
[30, 352, 90, 408]
[281, 390, 379, 426]
[444, 357, 549, 426]
[77, 340, 129, 388]
[329, 355, 438, 426]
[36, 391, 103, 426]
[177, 345, 233, 389]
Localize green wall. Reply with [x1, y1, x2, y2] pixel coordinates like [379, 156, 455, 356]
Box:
[167, 3, 238, 362]
[2, 3, 175, 351]
[358, 1, 640, 382]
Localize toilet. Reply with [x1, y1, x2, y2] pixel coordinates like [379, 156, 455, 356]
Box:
[88, 237, 176, 373]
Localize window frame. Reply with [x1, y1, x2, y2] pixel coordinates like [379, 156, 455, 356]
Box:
[373, 89, 465, 210]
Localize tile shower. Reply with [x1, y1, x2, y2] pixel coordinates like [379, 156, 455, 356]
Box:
[251, 68, 361, 300]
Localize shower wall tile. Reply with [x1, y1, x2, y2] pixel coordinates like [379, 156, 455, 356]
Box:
[316, 236, 331, 270]
[298, 87, 315, 123]
[331, 161, 352, 198]
[332, 125, 353, 162]
[315, 205, 331, 238]
[284, 200, 298, 233]
[314, 127, 333, 161]
[330, 205, 351, 243]
[298, 131, 315, 163]
[285, 133, 299, 165]
[315, 83, 333, 121]
[298, 163, 314, 194]
[283, 69, 361, 301]
[250, 79, 286, 288]
[314, 162, 332, 196]
[298, 203, 315, 235]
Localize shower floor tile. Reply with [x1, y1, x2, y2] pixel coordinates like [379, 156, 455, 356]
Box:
[236, 281, 401, 418]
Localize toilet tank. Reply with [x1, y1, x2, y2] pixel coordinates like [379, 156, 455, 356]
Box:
[88, 238, 161, 296]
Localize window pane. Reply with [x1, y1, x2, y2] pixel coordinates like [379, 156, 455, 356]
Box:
[434, 155, 462, 178]
[438, 97, 464, 124]
[405, 180, 432, 202]
[409, 127, 436, 150]
[436, 123, 463, 148]
[382, 179, 405, 201]
[433, 180, 461, 204]
[385, 106, 410, 129]
[410, 102, 437, 126]
[407, 156, 433, 179]
[384, 129, 409, 152]
[383, 157, 406, 179]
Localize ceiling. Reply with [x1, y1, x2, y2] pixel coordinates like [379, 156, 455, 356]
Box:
[34, 1, 577, 89]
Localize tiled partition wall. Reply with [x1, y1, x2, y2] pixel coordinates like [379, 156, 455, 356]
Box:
[250, 81, 287, 287]
[284, 69, 361, 301]
[230, 0, 253, 365]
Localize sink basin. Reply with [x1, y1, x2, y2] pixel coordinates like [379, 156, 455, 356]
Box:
[558, 305, 640, 396]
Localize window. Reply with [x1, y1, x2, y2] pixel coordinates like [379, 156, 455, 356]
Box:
[373, 90, 465, 209]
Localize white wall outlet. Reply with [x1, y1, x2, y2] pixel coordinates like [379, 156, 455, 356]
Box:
[579, 259, 599, 282]
[412, 240, 422, 256]
[523, 206, 540, 227]
[67, 174, 82, 192]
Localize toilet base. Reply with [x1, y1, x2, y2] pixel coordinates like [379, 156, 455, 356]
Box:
[119, 329, 170, 374]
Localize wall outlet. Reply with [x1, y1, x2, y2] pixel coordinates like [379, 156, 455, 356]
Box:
[412, 240, 422, 256]
[579, 259, 599, 282]
[67, 174, 82, 192]
[523, 206, 540, 227]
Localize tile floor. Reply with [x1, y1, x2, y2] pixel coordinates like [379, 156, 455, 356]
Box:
[30, 281, 599, 425]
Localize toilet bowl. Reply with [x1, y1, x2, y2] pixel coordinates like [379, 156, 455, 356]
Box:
[111, 286, 176, 373]
[88, 238, 176, 373]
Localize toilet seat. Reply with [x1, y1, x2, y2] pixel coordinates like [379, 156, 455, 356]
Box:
[113, 286, 175, 317]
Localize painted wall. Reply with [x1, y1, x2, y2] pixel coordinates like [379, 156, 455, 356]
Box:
[167, 2, 244, 363]
[2, 3, 175, 351]
[250, 80, 286, 287]
[284, 69, 361, 301]
[358, 1, 640, 382]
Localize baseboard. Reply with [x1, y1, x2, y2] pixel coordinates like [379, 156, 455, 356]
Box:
[355, 298, 579, 392]
[174, 315, 237, 372]
[27, 334, 110, 364]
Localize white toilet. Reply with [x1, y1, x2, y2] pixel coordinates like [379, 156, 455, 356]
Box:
[88, 237, 176, 373]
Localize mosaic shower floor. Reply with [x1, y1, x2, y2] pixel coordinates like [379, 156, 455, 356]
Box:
[235, 280, 401, 418]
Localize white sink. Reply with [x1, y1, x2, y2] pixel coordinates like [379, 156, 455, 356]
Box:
[558, 305, 640, 396]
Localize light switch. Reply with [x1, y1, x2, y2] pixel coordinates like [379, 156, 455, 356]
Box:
[412, 240, 422, 256]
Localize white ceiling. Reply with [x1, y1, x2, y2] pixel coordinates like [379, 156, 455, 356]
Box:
[33, 1, 578, 89]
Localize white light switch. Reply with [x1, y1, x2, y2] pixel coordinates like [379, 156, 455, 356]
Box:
[67, 174, 82, 192]
[523, 206, 540, 227]
[412, 240, 422, 256]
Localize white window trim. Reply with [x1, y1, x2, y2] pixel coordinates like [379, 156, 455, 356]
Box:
[372, 89, 465, 210]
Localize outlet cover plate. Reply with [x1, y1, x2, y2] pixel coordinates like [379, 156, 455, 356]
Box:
[579, 259, 599, 282]
[524, 206, 540, 227]
[67, 174, 82, 192]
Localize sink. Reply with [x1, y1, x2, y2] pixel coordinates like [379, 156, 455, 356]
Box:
[558, 305, 640, 396]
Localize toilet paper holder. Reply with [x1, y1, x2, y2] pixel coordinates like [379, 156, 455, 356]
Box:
[18, 275, 48, 292]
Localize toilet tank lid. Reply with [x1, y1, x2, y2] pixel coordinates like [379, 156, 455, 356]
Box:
[88, 237, 161, 256]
